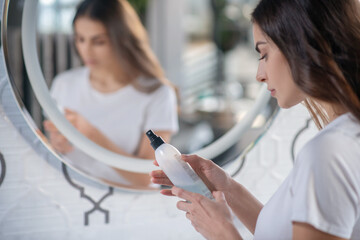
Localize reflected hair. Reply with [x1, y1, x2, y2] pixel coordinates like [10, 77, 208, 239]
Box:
[252, 0, 360, 129]
[73, 0, 176, 93]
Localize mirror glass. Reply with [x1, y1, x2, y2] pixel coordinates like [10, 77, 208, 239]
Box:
[3, 0, 278, 190]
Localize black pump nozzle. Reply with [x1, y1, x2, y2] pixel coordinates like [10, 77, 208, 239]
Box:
[146, 130, 165, 150]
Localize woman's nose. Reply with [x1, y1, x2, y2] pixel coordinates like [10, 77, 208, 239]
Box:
[256, 74, 266, 83]
[82, 43, 91, 53]
[78, 42, 92, 57]
[256, 64, 266, 83]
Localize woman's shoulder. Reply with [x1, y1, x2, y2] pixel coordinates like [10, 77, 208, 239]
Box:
[131, 81, 176, 99]
[309, 113, 359, 148]
[148, 84, 177, 105]
[297, 113, 360, 169]
[152, 84, 175, 96]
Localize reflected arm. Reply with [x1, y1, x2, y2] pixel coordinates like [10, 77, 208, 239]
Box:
[64, 108, 172, 159]
[87, 129, 172, 159]
[89, 130, 172, 186]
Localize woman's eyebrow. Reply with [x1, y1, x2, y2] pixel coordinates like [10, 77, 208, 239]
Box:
[255, 41, 267, 53]
[74, 33, 108, 40]
[91, 34, 108, 40]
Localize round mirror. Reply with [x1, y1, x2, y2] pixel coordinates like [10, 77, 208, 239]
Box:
[0, 0, 279, 191]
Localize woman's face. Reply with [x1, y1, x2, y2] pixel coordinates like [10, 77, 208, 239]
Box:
[252, 23, 306, 108]
[74, 17, 118, 70]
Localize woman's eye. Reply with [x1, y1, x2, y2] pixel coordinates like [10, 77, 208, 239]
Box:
[94, 40, 106, 45]
[75, 38, 84, 43]
[258, 54, 267, 61]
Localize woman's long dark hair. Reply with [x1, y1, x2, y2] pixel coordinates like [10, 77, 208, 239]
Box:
[73, 0, 176, 93]
[252, 0, 360, 129]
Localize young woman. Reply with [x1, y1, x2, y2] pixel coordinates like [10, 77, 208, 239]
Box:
[151, 0, 360, 238]
[44, 0, 178, 186]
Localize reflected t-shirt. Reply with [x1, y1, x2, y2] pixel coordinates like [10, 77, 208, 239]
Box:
[50, 67, 179, 155]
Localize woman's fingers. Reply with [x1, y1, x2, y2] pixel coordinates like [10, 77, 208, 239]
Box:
[160, 189, 175, 196]
[52, 142, 71, 153]
[64, 108, 76, 115]
[53, 140, 71, 153]
[49, 131, 66, 142]
[150, 169, 168, 178]
[172, 187, 237, 239]
[181, 154, 202, 165]
[43, 120, 58, 132]
[65, 114, 77, 126]
[151, 176, 173, 186]
[48, 131, 72, 153]
[150, 170, 173, 186]
[43, 116, 73, 154]
[55, 143, 73, 154]
[64, 109, 79, 127]
[151, 178, 173, 186]
[177, 200, 192, 212]
[172, 186, 201, 203]
[181, 154, 212, 172]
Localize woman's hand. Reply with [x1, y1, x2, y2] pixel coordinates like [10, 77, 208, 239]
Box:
[43, 108, 97, 154]
[150, 154, 233, 196]
[43, 120, 73, 154]
[64, 109, 97, 139]
[173, 187, 242, 240]
[151, 154, 263, 235]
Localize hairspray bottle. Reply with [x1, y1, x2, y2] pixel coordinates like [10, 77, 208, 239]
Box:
[146, 130, 214, 199]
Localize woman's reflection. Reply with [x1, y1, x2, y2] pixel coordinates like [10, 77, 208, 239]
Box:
[43, 0, 179, 186]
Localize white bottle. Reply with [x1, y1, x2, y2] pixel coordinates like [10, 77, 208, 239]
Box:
[146, 130, 214, 199]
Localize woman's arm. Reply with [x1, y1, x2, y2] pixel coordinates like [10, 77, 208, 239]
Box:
[87, 127, 171, 159]
[224, 178, 263, 234]
[293, 222, 347, 240]
[89, 128, 172, 186]
[86, 127, 173, 186]
[64, 108, 172, 159]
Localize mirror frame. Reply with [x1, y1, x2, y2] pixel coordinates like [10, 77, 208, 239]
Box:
[0, 0, 279, 190]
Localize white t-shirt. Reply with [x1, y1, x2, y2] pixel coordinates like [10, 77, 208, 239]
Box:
[254, 113, 360, 239]
[50, 67, 179, 155]
[49, 67, 178, 184]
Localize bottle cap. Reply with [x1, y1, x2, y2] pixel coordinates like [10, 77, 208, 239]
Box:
[146, 130, 165, 150]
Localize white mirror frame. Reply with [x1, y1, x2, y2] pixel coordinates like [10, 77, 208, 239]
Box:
[21, 0, 272, 173]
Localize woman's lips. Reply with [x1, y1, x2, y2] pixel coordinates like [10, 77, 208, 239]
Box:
[270, 89, 276, 96]
[85, 60, 97, 65]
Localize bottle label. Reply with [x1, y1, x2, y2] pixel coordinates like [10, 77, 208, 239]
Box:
[174, 154, 199, 182]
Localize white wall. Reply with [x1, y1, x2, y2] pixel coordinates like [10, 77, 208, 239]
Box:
[0, 104, 317, 240]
